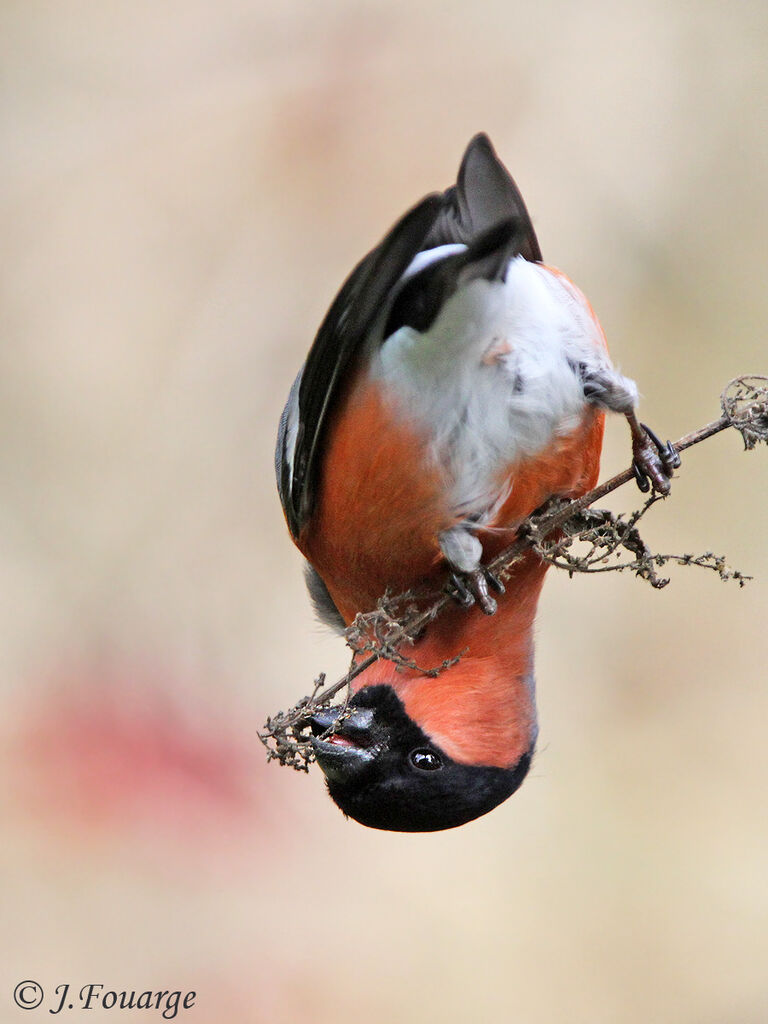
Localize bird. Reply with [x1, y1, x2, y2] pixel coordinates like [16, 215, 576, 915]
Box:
[275, 133, 679, 832]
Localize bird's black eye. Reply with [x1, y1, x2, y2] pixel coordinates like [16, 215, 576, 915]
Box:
[409, 748, 443, 771]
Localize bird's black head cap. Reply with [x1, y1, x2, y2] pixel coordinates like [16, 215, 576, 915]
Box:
[311, 685, 532, 832]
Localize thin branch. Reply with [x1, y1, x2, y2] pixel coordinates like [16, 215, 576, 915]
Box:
[259, 375, 768, 769]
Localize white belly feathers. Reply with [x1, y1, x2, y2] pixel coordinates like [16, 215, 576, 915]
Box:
[371, 254, 630, 520]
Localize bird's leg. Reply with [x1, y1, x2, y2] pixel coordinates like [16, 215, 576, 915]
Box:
[439, 527, 504, 615]
[625, 409, 681, 495]
[576, 363, 680, 495]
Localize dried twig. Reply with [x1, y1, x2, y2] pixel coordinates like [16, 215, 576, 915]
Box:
[532, 501, 752, 589]
[259, 375, 768, 769]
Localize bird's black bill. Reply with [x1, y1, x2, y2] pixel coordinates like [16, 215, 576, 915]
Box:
[310, 705, 378, 783]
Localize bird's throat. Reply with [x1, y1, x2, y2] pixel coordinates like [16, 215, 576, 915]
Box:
[350, 555, 545, 769]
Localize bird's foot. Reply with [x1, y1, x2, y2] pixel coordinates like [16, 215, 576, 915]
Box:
[628, 414, 681, 495]
[447, 567, 505, 615]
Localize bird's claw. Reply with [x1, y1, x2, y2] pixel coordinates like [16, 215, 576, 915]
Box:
[447, 567, 504, 615]
[631, 421, 680, 495]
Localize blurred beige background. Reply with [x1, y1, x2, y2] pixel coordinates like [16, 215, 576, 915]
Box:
[1, 1, 767, 1022]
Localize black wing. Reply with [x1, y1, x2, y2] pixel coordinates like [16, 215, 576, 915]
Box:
[275, 134, 541, 540]
[277, 195, 442, 538]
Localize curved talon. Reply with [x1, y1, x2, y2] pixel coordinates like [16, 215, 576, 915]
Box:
[639, 421, 664, 452]
[632, 461, 651, 492]
[485, 569, 505, 595]
[640, 422, 680, 472]
[448, 572, 475, 607]
[664, 440, 681, 470]
[629, 418, 679, 495]
[447, 568, 499, 615]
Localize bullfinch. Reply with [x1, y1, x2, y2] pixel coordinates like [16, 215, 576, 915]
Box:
[276, 134, 678, 831]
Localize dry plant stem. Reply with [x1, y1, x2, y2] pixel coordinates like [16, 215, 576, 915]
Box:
[530, 414, 729, 526]
[260, 376, 767, 766]
[312, 413, 733, 708]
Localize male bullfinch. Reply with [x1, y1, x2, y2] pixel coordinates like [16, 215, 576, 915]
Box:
[276, 134, 678, 832]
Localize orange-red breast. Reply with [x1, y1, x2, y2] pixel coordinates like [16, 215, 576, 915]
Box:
[276, 134, 678, 831]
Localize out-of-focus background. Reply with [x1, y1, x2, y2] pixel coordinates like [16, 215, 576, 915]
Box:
[1, 2, 767, 1021]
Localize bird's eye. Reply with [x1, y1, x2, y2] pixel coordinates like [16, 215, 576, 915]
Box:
[409, 748, 443, 771]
